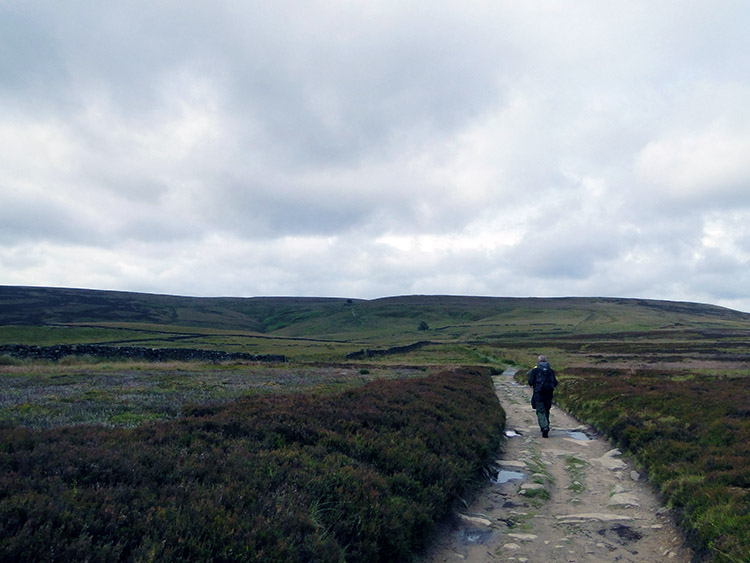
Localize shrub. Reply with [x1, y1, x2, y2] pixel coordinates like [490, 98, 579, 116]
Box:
[556, 371, 749, 562]
[0, 355, 19, 366]
[0, 368, 505, 561]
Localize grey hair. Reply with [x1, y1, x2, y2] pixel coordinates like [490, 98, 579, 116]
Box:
[538, 354, 547, 362]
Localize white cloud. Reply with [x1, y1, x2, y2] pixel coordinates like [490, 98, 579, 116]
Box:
[636, 121, 750, 205]
[2, 1, 750, 311]
[700, 212, 750, 263]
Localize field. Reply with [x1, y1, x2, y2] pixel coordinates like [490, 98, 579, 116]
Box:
[1, 286, 749, 561]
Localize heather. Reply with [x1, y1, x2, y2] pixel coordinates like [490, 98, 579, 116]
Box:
[0, 362, 425, 428]
[555, 368, 750, 562]
[0, 368, 505, 562]
[3, 288, 750, 559]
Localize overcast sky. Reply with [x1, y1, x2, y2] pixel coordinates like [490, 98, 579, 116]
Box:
[2, 1, 750, 311]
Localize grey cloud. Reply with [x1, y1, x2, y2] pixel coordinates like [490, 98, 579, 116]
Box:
[0, 196, 86, 245]
[3, 2, 750, 311]
[1, 2, 512, 243]
[2, 2, 507, 165]
[0, 8, 67, 101]
[508, 226, 626, 281]
[219, 19, 508, 170]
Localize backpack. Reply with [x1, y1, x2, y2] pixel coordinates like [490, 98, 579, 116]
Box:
[537, 364, 555, 392]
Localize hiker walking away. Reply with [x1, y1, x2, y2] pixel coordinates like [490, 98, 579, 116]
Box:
[528, 354, 558, 438]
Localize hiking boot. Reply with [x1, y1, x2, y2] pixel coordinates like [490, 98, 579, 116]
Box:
[542, 428, 549, 438]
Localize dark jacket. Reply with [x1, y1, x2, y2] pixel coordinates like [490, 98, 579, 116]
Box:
[527, 361, 558, 395]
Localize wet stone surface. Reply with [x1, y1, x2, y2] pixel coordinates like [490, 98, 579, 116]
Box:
[423, 369, 693, 563]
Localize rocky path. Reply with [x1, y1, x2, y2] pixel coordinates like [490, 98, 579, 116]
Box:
[424, 369, 693, 562]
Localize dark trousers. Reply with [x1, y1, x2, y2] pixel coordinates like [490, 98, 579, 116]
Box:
[534, 391, 553, 430]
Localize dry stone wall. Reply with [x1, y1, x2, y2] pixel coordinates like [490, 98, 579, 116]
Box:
[0, 344, 286, 363]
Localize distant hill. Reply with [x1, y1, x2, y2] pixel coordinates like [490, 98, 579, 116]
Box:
[2, 286, 748, 341]
[0, 286, 349, 332]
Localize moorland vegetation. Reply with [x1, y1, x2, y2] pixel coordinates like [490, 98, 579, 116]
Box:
[0, 286, 748, 561]
[555, 368, 749, 561]
[0, 368, 504, 561]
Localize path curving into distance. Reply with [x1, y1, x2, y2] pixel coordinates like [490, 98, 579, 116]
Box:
[424, 368, 694, 562]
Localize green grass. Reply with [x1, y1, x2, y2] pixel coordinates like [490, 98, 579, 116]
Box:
[564, 455, 588, 495]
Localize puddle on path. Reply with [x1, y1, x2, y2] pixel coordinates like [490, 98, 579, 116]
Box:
[493, 469, 525, 485]
[457, 528, 493, 545]
[566, 430, 591, 441]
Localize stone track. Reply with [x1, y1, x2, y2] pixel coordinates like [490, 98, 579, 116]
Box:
[424, 369, 693, 562]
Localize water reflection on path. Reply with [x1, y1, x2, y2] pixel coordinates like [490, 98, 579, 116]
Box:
[493, 469, 525, 485]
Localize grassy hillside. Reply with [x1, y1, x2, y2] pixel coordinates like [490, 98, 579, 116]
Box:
[0, 286, 348, 332]
[2, 286, 749, 363]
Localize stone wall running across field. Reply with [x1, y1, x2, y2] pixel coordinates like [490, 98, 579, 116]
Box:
[346, 340, 433, 360]
[0, 344, 287, 363]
